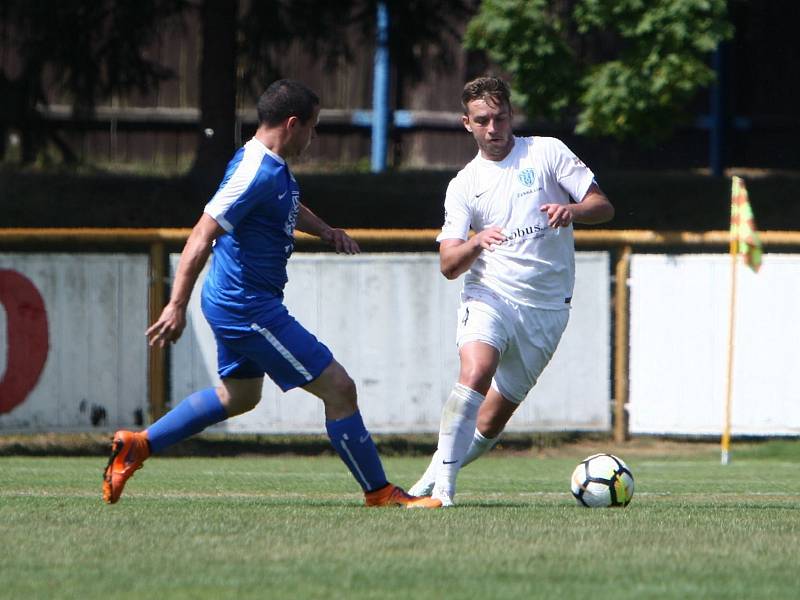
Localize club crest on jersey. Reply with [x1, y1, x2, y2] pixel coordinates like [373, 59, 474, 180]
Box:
[518, 168, 536, 187]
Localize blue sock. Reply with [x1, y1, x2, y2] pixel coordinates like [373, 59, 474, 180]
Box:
[146, 388, 227, 454]
[325, 410, 388, 493]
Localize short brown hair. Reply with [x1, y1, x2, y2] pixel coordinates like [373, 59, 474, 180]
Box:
[461, 77, 511, 114]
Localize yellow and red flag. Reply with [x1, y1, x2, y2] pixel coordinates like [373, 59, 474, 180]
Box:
[730, 176, 762, 273]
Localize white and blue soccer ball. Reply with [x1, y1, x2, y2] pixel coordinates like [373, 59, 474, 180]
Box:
[570, 453, 634, 508]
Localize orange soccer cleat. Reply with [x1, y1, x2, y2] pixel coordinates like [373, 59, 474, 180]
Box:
[364, 483, 443, 509]
[102, 430, 151, 504]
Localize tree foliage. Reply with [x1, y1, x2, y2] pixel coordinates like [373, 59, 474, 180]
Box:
[464, 0, 733, 141]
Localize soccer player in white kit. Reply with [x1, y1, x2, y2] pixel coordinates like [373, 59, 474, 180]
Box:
[409, 77, 614, 506]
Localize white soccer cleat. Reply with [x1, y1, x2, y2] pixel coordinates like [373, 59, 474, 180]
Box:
[408, 479, 435, 497]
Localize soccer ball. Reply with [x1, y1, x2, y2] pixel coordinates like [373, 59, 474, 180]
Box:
[570, 453, 634, 508]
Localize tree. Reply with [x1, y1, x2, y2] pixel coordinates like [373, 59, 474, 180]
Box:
[0, 0, 186, 164]
[187, 0, 238, 194]
[464, 0, 734, 142]
[186, 0, 359, 195]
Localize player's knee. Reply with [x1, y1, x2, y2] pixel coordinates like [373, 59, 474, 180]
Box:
[217, 383, 260, 417]
[331, 371, 357, 405]
[458, 366, 493, 395]
[304, 361, 358, 415]
[319, 372, 357, 419]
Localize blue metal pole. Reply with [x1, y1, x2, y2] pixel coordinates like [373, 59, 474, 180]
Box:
[709, 43, 727, 177]
[371, 1, 389, 173]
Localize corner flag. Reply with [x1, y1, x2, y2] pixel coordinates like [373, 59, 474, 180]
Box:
[722, 175, 762, 465]
[730, 176, 762, 273]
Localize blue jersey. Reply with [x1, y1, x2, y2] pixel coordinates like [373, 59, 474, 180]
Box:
[202, 138, 300, 313]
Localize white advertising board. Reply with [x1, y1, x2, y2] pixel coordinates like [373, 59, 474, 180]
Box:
[171, 252, 611, 433]
[0, 254, 148, 432]
[629, 254, 800, 435]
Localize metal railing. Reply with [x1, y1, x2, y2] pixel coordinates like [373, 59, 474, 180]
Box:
[3, 227, 800, 440]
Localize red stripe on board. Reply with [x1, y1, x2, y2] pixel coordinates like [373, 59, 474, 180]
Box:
[0, 270, 49, 414]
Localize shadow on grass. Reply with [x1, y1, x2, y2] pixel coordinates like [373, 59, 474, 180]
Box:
[0, 431, 597, 457]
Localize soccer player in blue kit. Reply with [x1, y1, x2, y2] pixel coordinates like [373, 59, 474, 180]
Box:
[103, 79, 440, 509]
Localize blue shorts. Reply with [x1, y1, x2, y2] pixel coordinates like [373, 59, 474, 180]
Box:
[201, 296, 333, 392]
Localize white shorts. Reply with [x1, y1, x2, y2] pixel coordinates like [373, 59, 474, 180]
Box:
[456, 290, 569, 404]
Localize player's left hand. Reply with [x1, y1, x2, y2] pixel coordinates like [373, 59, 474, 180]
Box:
[321, 228, 360, 254]
[540, 203, 573, 228]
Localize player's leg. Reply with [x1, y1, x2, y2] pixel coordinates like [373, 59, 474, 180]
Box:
[102, 377, 262, 504]
[251, 305, 437, 507]
[430, 340, 499, 506]
[408, 386, 516, 497]
[146, 376, 262, 452]
[303, 359, 387, 492]
[477, 387, 519, 438]
[102, 373, 263, 504]
[303, 359, 440, 508]
[453, 387, 517, 471]
[414, 306, 567, 502]
[485, 305, 570, 451]
[408, 346, 498, 497]
[103, 318, 264, 504]
[249, 313, 387, 493]
[411, 297, 507, 505]
[302, 358, 357, 419]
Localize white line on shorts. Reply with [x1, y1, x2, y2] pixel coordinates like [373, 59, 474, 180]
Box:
[250, 323, 313, 381]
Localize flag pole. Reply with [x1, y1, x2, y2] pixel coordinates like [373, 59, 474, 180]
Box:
[722, 176, 761, 465]
[722, 176, 739, 465]
[721, 231, 737, 465]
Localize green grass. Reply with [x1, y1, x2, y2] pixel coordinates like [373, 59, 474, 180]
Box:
[1, 443, 799, 599]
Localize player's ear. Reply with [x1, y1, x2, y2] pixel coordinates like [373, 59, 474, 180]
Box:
[286, 115, 298, 131]
[462, 114, 472, 133]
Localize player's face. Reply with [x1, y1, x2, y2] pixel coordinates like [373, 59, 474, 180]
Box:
[463, 97, 514, 161]
[287, 106, 320, 158]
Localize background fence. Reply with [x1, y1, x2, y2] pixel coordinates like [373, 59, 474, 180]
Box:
[171, 252, 610, 434]
[3, 2, 798, 170]
[2, 228, 800, 439]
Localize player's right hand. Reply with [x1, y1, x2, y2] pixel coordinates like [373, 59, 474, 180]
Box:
[474, 226, 506, 251]
[146, 304, 187, 347]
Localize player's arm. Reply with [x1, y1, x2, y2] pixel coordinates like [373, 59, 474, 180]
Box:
[146, 213, 225, 347]
[295, 203, 360, 254]
[540, 183, 614, 228]
[439, 227, 506, 280]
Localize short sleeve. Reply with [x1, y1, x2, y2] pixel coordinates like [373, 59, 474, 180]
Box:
[437, 176, 472, 242]
[548, 138, 596, 203]
[205, 151, 272, 232]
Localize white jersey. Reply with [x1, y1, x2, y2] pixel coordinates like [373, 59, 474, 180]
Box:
[438, 136, 595, 309]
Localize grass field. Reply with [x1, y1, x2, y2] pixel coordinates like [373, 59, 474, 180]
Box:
[1, 440, 799, 599]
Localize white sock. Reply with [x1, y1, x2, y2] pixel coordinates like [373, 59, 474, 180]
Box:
[409, 449, 442, 496]
[462, 429, 499, 467]
[410, 430, 499, 496]
[432, 383, 484, 500]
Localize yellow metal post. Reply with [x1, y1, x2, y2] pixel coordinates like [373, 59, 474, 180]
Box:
[613, 245, 632, 444]
[148, 241, 167, 422]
